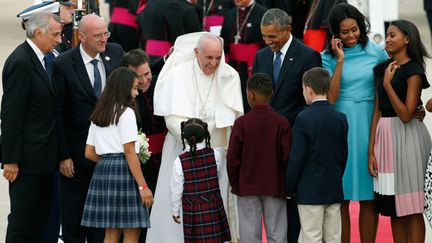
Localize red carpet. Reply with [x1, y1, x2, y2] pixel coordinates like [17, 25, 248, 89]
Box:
[350, 201, 393, 243]
[262, 201, 393, 242]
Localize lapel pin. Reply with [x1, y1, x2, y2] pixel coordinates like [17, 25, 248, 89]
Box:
[289, 58, 294, 61]
[105, 56, 110, 61]
[247, 23, 252, 28]
[218, 5, 223, 10]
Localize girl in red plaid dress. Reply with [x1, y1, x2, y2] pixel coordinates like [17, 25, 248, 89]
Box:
[170, 118, 231, 243]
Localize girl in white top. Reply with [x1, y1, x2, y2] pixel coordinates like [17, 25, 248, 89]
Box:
[81, 67, 153, 243]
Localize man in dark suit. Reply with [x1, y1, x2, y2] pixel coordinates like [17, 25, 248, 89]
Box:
[53, 14, 124, 243]
[1, 12, 62, 243]
[252, 8, 321, 125]
[252, 8, 321, 243]
[16, 2, 77, 242]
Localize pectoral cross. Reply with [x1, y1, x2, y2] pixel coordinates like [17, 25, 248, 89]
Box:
[199, 109, 207, 120]
[234, 34, 241, 44]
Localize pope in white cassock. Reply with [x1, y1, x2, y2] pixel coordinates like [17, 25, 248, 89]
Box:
[146, 32, 244, 243]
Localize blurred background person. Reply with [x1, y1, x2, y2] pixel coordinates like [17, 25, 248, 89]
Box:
[58, 0, 76, 52]
[196, 0, 234, 32]
[137, 0, 201, 70]
[424, 0, 432, 48]
[255, 0, 311, 40]
[220, 0, 267, 113]
[303, 0, 346, 52]
[108, 0, 140, 51]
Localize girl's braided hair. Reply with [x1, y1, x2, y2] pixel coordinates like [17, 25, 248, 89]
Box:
[181, 118, 211, 156]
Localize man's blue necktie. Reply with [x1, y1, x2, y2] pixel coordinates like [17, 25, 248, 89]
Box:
[90, 59, 102, 97]
[273, 51, 282, 86]
[43, 52, 55, 81]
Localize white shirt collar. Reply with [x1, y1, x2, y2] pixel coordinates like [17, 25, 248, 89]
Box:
[79, 44, 102, 64]
[312, 98, 327, 103]
[26, 38, 45, 64]
[278, 33, 292, 57]
[184, 142, 207, 151]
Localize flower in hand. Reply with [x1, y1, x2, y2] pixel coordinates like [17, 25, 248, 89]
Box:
[138, 129, 152, 164]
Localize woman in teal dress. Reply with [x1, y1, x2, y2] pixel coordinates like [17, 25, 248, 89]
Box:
[321, 3, 388, 242]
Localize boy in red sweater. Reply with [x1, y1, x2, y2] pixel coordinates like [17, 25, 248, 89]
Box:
[227, 73, 291, 243]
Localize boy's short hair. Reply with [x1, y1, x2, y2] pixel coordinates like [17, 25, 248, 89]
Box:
[247, 73, 273, 97]
[302, 67, 331, 95]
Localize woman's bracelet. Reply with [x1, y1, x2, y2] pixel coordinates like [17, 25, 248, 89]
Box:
[138, 184, 148, 191]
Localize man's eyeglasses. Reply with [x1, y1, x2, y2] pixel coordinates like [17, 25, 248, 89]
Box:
[89, 32, 111, 39]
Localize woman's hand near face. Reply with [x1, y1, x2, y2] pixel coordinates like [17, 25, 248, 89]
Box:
[331, 36, 344, 63]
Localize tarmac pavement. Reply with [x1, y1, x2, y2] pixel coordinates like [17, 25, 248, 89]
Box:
[0, 0, 431, 242]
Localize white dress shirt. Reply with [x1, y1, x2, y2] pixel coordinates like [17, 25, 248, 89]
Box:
[79, 44, 107, 90]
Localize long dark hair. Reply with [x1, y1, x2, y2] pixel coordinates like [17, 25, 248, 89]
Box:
[90, 67, 138, 127]
[389, 20, 430, 69]
[325, 3, 370, 55]
[181, 118, 211, 156]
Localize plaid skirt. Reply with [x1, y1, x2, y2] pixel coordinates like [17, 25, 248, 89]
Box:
[81, 153, 150, 228]
[183, 193, 230, 243]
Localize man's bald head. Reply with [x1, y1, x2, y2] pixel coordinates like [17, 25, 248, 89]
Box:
[78, 14, 108, 58]
[79, 14, 105, 33]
